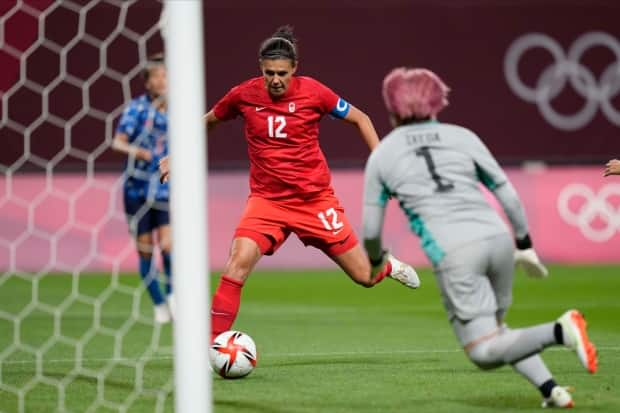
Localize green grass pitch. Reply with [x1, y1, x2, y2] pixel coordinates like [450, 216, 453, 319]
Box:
[0, 264, 618, 412]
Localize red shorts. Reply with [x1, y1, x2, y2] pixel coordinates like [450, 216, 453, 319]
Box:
[234, 191, 358, 257]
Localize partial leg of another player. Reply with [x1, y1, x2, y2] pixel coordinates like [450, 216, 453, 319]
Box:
[442, 235, 597, 408]
[210, 236, 263, 341]
[454, 310, 597, 408]
[157, 224, 174, 317]
[331, 243, 420, 288]
[136, 232, 170, 324]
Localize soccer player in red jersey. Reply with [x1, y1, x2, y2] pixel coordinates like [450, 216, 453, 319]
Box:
[160, 26, 419, 339]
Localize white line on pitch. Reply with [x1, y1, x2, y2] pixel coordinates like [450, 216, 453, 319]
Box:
[2, 346, 619, 366]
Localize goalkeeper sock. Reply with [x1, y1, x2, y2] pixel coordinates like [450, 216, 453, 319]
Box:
[511, 354, 554, 392]
[211, 275, 244, 341]
[162, 252, 172, 295]
[139, 255, 165, 305]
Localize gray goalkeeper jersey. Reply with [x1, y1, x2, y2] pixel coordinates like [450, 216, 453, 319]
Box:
[363, 120, 529, 266]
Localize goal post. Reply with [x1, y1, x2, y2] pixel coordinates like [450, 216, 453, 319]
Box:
[164, 1, 211, 412]
[0, 0, 211, 411]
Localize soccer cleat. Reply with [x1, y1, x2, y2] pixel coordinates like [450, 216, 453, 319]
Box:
[542, 386, 574, 408]
[154, 303, 172, 324]
[387, 254, 420, 289]
[557, 310, 598, 374]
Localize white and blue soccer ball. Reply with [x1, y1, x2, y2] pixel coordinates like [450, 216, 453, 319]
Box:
[209, 330, 257, 379]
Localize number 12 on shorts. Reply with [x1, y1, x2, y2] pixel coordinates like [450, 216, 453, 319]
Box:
[317, 208, 344, 233]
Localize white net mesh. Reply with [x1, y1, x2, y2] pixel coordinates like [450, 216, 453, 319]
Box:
[0, 1, 175, 411]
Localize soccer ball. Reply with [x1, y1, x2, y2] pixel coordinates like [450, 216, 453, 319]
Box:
[209, 330, 257, 379]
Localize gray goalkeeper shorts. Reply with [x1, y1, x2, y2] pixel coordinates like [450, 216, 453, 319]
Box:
[434, 233, 514, 322]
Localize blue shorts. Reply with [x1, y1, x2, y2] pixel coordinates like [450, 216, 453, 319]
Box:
[124, 196, 170, 236]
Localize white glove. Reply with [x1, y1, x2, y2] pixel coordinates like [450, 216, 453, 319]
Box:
[514, 248, 548, 278]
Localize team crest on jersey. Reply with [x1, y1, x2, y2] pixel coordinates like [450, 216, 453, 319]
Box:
[289, 102, 296, 113]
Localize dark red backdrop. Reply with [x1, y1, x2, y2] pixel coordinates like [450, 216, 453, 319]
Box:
[2, 0, 619, 171]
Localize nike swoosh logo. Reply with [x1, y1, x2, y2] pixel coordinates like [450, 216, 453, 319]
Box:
[332, 228, 344, 235]
[255, 106, 266, 111]
[211, 310, 229, 316]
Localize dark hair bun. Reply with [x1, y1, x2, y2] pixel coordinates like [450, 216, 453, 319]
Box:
[272, 25, 296, 45]
[259, 25, 298, 63]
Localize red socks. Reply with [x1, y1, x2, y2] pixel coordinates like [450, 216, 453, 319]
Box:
[372, 260, 392, 285]
[211, 275, 244, 341]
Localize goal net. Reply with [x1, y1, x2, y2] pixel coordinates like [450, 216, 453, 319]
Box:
[0, 1, 207, 411]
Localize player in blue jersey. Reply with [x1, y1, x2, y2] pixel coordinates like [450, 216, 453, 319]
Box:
[112, 54, 173, 324]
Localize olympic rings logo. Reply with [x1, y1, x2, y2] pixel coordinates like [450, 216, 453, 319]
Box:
[557, 183, 620, 242]
[504, 32, 620, 130]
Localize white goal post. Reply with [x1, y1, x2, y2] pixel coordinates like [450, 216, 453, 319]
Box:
[164, 1, 211, 413]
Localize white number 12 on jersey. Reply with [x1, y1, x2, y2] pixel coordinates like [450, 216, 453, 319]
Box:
[317, 208, 344, 232]
[267, 115, 287, 138]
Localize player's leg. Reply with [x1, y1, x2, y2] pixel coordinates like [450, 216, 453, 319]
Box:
[453, 315, 579, 407]
[211, 236, 262, 340]
[125, 196, 169, 322]
[156, 222, 173, 314]
[456, 311, 597, 407]
[443, 237, 557, 389]
[135, 230, 170, 323]
[446, 235, 597, 407]
[487, 234, 575, 405]
[329, 243, 405, 287]
[485, 234, 566, 403]
[294, 192, 419, 288]
[210, 196, 287, 340]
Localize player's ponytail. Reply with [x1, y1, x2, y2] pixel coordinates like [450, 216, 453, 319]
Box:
[259, 25, 298, 65]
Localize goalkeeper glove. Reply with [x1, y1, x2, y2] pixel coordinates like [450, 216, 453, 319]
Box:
[514, 235, 548, 278]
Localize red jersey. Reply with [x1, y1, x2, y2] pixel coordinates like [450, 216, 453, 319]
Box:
[212, 76, 349, 199]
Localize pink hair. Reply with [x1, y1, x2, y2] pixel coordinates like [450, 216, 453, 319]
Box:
[382, 68, 450, 120]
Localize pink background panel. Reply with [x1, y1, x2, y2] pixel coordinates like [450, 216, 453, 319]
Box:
[0, 167, 618, 273]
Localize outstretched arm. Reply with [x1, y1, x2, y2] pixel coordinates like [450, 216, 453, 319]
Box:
[204, 109, 222, 132]
[491, 181, 548, 278]
[342, 105, 380, 151]
[467, 132, 547, 277]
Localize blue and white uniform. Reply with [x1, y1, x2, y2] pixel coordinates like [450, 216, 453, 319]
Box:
[116, 94, 169, 235]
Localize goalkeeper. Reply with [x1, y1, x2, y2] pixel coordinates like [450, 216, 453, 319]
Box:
[363, 67, 598, 408]
[112, 55, 173, 324]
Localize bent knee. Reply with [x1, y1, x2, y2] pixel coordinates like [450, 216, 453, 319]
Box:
[159, 239, 172, 254]
[354, 277, 374, 288]
[466, 346, 503, 370]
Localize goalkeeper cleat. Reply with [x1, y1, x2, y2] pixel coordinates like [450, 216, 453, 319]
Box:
[387, 254, 420, 289]
[154, 303, 172, 324]
[557, 310, 598, 374]
[541, 386, 574, 409]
